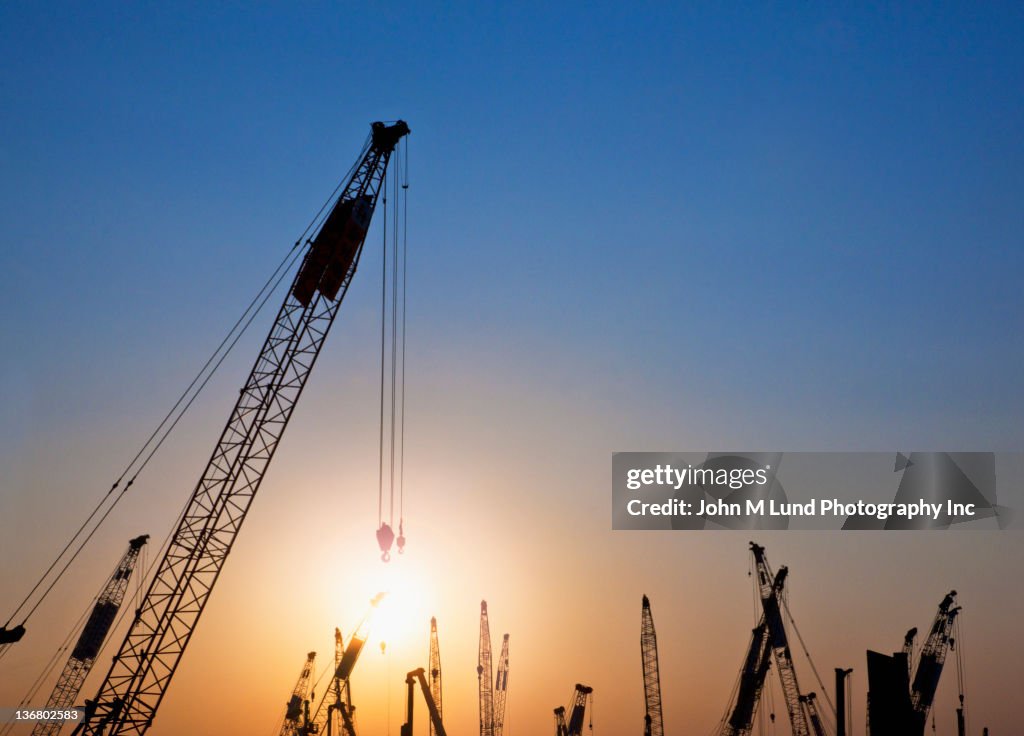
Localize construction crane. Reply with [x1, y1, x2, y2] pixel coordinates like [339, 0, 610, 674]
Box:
[800, 692, 827, 736]
[279, 652, 316, 736]
[477, 602, 510, 736]
[722, 543, 829, 736]
[400, 668, 447, 736]
[749, 542, 811, 736]
[27, 536, 148, 736]
[478, 602, 494, 736]
[720, 566, 784, 735]
[302, 594, 384, 736]
[494, 634, 510, 736]
[311, 629, 342, 736]
[311, 628, 355, 736]
[478, 601, 509, 736]
[429, 618, 442, 736]
[554, 706, 569, 736]
[867, 590, 962, 736]
[323, 593, 386, 736]
[640, 595, 664, 736]
[71, 121, 409, 736]
[909, 591, 960, 731]
[554, 685, 593, 736]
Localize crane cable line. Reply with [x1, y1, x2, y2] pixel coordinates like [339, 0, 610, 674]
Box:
[954, 612, 968, 735]
[1, 244, 302, 645]
[375, 137, 410, 561]
[1, 148, 369, 645]
[779, 587, 837, 724]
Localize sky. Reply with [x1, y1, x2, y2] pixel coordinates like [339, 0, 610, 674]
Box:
[1, 2, 1023, 735]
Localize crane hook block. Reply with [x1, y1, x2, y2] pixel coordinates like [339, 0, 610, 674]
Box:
[376, 523, 395, 562]
[396, 522, 406, 554]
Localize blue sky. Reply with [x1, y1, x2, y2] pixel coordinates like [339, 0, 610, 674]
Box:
[1, 4, 1023, 732]
[2, 2, 1021, 452]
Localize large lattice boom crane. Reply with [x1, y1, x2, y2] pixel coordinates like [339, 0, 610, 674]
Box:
[429, 618, 442, 736]
[279, 652, 316, 736]
[478, 601, 494, 736]
[800, 693, 827, 736]
[720, 557, 786, 736]
[554, 707, 569, 736]
[311, 629, 346, 736]
[566, 685, 593, 736]
[73, 121, 409, 736]
[910, 591, 960, 729]
[750, 543, 811, 736]
[30, 536, 148, 736]
[640, 595, 664, 736]
[494, 634, 510, 736]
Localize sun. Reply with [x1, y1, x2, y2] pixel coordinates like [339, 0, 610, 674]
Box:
[344, 555, 435, 658]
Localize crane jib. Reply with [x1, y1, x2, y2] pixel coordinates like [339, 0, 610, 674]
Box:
[71, 120, 409, 736]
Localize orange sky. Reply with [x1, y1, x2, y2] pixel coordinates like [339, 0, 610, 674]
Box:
[2, 331, 1022, 735]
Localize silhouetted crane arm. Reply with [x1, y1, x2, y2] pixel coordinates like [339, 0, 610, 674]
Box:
[72, 122, 409, 736]
[494, 634, 510, 736]
[640, 595, 664, 736]
[29, 536, 148, 736]
[910, 591, 960, 725]
[429, 617, 443, 736]
[750, 543, 810, 736]
[278, 652, 316, 736]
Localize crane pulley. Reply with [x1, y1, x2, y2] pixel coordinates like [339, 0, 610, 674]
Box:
[477, 601, 510, 736]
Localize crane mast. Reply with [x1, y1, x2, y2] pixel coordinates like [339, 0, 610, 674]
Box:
[429, 617, 442, 736]
[640, 595, 664, 736]
[750, 543, 810, 736]
[279, 651, 316, 736]
[494, 634, 510, 736]
[72, 122, 408, 735]
[478, 601, 494, 736]
[909, 591, 959, 729]
[30, 536, 148, 736]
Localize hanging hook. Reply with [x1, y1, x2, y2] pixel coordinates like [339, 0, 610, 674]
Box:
[396, 521, 406, 554]
[376, 523, 395, 563]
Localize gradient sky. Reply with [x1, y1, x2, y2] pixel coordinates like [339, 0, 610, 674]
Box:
[2, 3, 1023, 735]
